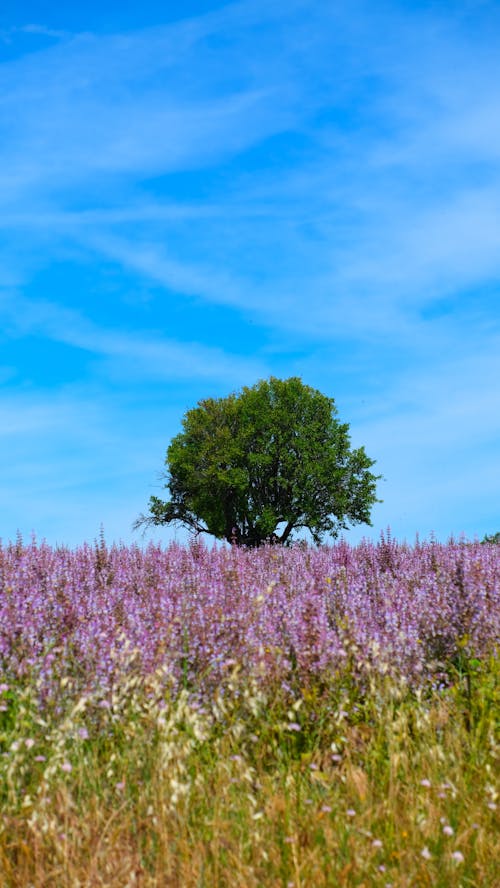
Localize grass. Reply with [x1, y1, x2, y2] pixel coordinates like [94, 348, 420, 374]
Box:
[0, 652, 498, 886]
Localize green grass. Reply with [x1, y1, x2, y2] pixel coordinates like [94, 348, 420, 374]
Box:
[0, 656, 498, 886]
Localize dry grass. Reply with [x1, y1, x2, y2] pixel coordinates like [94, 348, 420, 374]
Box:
[0, 656, 498, 887]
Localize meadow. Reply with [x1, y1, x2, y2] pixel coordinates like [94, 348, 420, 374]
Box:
[0, 534, 498, 886]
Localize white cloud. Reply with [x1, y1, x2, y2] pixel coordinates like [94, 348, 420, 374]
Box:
[0, 4, 311, 203]
[1, 0, 500, 343]
[0, 292, 266, 383]
[1, 0, 500, 545]
[21, 24, 70, 39]
[346, 341, 500, 539]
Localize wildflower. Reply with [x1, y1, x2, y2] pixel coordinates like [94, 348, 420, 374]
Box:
[34, 755, 46, 762]
[372, 839, 383, 849]
[78, 727, 89, 740]
[421, 846, 432, 860]
[321, 805, 332, 813]
[420, 779, 431, 788]
[487, 802, 497, 811]
[60, 761, 72, 773]
[346, 808, 356, 817]
[451, 851, 464, 863]
[442, 825, 454, 836]
[24, 738, 35, 749]
[287, 722, 301, 732]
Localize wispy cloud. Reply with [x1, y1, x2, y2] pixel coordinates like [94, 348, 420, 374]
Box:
[2, 0, 500, 342]
[0, 291, 266, 383]
[0, 384, 176, 545]
[0, 4, 310, 202]
[346, 341, 500, 540]
[1, 0, 499, 543]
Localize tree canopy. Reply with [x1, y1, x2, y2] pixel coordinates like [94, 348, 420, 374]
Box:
[136, 377, 380, 546]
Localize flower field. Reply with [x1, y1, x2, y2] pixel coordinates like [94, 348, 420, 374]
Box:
[0, 535, 498, 886]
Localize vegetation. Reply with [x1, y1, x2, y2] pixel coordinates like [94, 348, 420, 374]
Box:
[1, 647, 498, 886]
[0, 535, 498, 885]
[136, 377, 380, 545]
[482, 532, 500, 544]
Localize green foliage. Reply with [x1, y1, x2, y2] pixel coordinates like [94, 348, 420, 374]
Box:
[481, 531, 500, 544]
[137, 377, 380, 545]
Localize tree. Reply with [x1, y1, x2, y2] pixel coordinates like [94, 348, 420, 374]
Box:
[135, 377, 380, 546]
[482, 532, 500, 544]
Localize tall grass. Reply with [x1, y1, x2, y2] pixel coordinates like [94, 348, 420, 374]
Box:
[1, 656, 498, 886]
[0, 536, 498, 885]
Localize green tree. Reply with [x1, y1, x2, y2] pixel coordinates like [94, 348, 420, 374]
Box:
[136, 377, 380, 546]
[481, 532, 500, 544]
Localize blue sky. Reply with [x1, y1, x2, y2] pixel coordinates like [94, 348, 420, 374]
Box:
[1, 0, 499, 547]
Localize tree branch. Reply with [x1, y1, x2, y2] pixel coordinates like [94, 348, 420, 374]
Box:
[279, 521, 296, 544]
